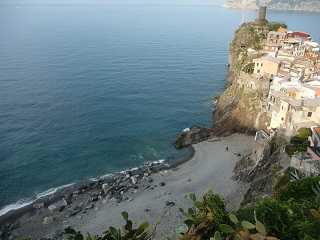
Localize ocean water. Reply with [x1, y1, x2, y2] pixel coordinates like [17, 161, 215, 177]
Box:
[0, 0, 320, 211]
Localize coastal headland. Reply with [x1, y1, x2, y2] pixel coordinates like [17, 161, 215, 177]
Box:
[2, 5, 320, 240]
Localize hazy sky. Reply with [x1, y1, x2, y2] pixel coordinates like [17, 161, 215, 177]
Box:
[0, 0, 225, 6]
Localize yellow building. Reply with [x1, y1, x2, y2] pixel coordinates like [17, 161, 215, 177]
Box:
[253, 56, 281, 76]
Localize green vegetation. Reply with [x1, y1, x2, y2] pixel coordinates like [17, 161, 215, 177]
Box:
[59, 172, 320, 240]
[268, 22, 288, 31]
[230, 23, 266, 75]
[64, 212, 152, 240]
[242, 62, 255, 74]
[285, 128, 312, 156]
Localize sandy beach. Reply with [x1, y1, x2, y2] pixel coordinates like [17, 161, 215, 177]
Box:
[7, 134, 254, 240]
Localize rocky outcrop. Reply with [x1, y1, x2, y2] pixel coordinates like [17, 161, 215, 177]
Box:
[224, 0, 320, 12]
[175, 126, 214, 149]
[213, 21, 270, 136]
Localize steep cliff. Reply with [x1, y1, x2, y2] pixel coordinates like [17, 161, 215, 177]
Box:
[225, 0, 320, 12]
[213, 21, 271, 135]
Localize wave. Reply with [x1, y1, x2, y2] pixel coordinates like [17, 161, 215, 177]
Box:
[0, 183, 75, 217]
[0, 158, 168, 217]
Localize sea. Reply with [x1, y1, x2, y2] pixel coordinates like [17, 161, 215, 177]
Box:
[0, 0, 320, 214]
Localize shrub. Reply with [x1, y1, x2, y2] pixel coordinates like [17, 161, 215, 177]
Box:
[268, 22, 288, 31]
[64, 211, 152, 240]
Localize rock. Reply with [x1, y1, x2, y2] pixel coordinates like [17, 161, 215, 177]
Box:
[85, 204, 94, 210]
[64, 195, 73, 205]
[144, 208, 151, 212]
[68, 206, 82, 217]
[130, 176, 137, 185]
[48, 198, 68, 212]
[159, 182, 166, 187]
[72, 190, 80, 197]
[43, 216, 54, 225]
[165, 201, 175, 207]
[102, 183, 110, 194]
[90, 194, 99, 202]
[33, 202, 45, 209]
[175, 126, 212, 149]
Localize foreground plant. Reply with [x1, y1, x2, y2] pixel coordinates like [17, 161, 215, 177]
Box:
[64, 211, 152, 240]
[178, 192, 278, 240]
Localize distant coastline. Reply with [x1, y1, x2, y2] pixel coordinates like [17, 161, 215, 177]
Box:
[224, 0, 320, 13]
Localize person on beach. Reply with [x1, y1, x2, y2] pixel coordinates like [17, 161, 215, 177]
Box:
[225, 146, 229, 151]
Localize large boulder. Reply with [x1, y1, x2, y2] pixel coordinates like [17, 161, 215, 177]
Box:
[175, 126, 212, 149]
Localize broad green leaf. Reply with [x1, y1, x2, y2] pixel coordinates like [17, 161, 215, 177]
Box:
[213, 231, 222, 240]
[229, 213, 239, 224]
[219, 224, 234, 234]
[256, 220, 267, 236]
[189, 193, 196, 202]
[176, 225, 188, 235]
[121, 211, 128, 221]
[184, 219, 194, 228]
[241, 220, 256, 230]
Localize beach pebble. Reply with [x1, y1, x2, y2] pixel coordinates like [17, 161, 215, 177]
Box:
[102, 183, 110, 194]
[85, 204, 94, 210]
[33, 202, 45, 209]
[160, 182, 166, 187]
[165, 201, 175, 207]
[130, 176, 137, 185]
[43, 216, 54, 225]
[68, 206, 82, 217]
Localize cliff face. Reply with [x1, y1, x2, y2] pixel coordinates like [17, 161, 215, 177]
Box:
[224, 0, 320, 12]
[213, 22, 270, 135]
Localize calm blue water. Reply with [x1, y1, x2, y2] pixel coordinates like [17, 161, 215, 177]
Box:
[0, 1, 320, 210]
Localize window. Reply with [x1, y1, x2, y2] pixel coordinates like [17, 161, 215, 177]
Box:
[257, 70, 260, 73]
[308, 112, 312, 117]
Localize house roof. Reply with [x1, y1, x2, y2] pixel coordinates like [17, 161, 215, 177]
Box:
[259, 55, 281, 64]
[289, 31, 311, 39]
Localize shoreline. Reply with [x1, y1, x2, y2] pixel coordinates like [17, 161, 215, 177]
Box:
[0, 146, 195, 228]
[1, 134, 254, 240]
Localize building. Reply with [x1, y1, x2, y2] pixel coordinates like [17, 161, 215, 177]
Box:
[253, 55, 281, 76]
[304, 41, 320, 63]
[265, 31, 287, 52]
[287, 31, 311, 41]
[281, 39, 305, 57]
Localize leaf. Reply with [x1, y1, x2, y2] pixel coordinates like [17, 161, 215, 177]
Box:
[219, 224, 234, 234]
[184, 219, 194, 228]
[229, 213, 239, 224]
[121, 211, 129, 221]
[188, 208, 195, 216]
[176, 225, 188, 235]
[137, 221, 149, 233]
[189, 193, 196, 202]
[241, 220, 256, 230]
[213, 231, 222, 240]
[255, 220, 267, 236]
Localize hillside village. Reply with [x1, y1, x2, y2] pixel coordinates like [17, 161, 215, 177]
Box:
[232, 7, 320, 174]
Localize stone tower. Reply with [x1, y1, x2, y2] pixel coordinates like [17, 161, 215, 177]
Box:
[257, 6, 267, 22]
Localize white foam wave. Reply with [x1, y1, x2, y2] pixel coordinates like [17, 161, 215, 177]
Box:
[0, 199, 33, 216]
[36, 183, 75, 199]
[0, 183, 75, 217]
[0, 158, 168, 217]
